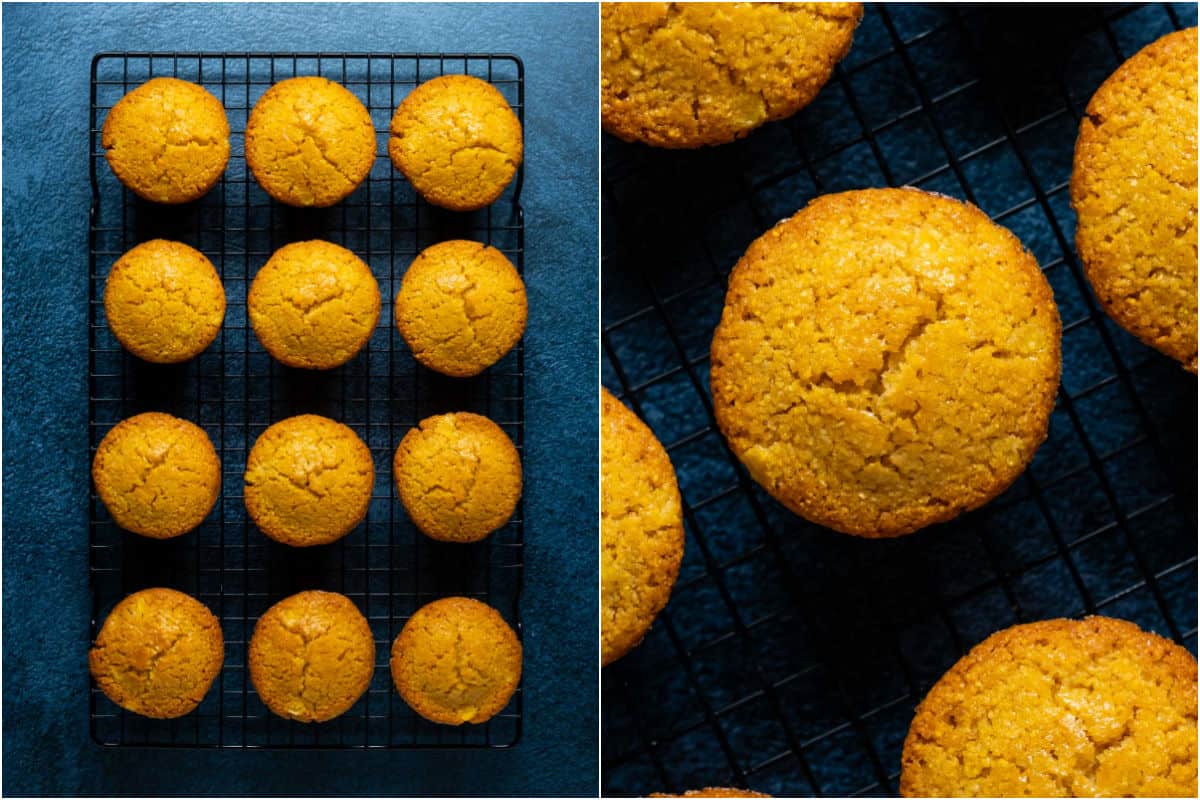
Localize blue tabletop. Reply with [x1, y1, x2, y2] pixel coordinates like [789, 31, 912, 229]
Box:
[2, 3, 598, 796]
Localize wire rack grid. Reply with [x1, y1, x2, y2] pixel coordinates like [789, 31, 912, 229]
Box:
[601, 4, 1197, 796]
[89, 51, 526, 749]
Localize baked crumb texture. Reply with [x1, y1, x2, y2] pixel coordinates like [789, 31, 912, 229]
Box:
[390, 596, 522, 725]
[1071, 28, 1198, 372]
[901, 616, 1198, 797]
[711, 188, 1062, 538]
[602, 2, 863, 148]
[601, 388, 685, 666]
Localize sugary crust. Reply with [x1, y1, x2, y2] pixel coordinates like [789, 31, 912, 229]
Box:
[602, 2, 863, 148]
[388, 75, 523, 211]
[650, 790, 772, 798]
[247, 240, 381, 370]
[1071, 28, 1198, 372]
[601, 388, 685, 666]
[394, 240, 527, 377]
[104, 239, 226, 364]
[244, 76, 376, 207]
[901, 616, 1198, 797]
[101, 77, 230, 203]
[243, 414, 374, 547]
[711, 188, 1061, 538]
[91, 412, 221, 539]
[393, 412, 522, 543]
[88, 588, 224, 719]
[248, 591, 375, 723]
[390, 596, 522, 725]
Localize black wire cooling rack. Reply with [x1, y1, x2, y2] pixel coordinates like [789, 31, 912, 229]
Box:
[88, 52, 525, 749]
[601, 4, 1198, 796]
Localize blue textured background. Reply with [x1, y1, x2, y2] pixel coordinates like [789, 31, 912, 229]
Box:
[2, 3, 598, 796]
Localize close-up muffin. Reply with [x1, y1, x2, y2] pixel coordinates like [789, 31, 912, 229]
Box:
[602, 2, 863, 148]
[244, 76, 376, 207]
[601, 388, 685, 666]
[243, 414, 374, 547]
[388, 74, 523, 210]
[101, 76, 230, 203]
[901, 616, 1197, 797]
[89, 588, 224, 719]
[1071, 27, 1198, 372]
[710, 188, 1062, 538]
[92, 412, 221, 539]
[248, 591, 375, 723]
[393, 412, 522, 543]
[103, 239, 226, 363]
[247, 240, 381, 370]
[390, 596, 522, 725]
[394, 240, 527, 377]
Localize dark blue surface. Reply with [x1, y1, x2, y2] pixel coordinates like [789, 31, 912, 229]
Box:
[3, 3, 597, 796]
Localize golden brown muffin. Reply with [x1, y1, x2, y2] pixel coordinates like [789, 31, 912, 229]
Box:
[901, 616, 1198, 797]
[394, 240, 527, 377]
[711, 188, 1061, 538]
[248, 240, 381, 370]
[102, 77, 230, 203]
[248, 591, 375, 723]
[393, 412, 522, 543]
[390, 596, 521, 725]
[243, 415, 374, 547]
[388, 75, 523, 210]
[89, 588, 224, 719]
[244, 76, 376, 207]
[104, 239, 226, 363]
[92, 412, 221, 539]
[651, 791, 772, 798]
[1071, 28, 1198, 372]
[601, 388, 685, 666]
[602, 3, 863, 148]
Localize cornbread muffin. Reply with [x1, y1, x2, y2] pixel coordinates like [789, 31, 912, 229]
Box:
[245, 76, 375, 207]
[651, 791, 771, 798]
[89, 588, 223, 719]
[711, 188, 1061, 538]
[602, 3, 863, 148]
[243, 415, 374, 547]
[248, 591, 375, 722]
[394, 240, 527, 377]
[248, 240, 380, 370]
[393, 412, 522, 543]
[901, 616, 1198, 797]
[388, 75, 523, 210]
[92, 412, 221, 539]
[390, 597, 521, 725]
[601, 388, 685, 666]
[102, 77, 229, 203]
[104, 239, 226, 363]
[1071, 28, 1198, 372]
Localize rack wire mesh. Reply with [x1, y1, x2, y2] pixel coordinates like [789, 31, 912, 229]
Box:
[88, 51, 525, 749]
[601, 4, 1198, 795]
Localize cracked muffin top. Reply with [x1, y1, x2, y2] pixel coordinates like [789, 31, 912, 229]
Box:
[602, 2, 862, 148]
[393, 412, 522, 543]
[248, 239, 380, 370]
[394, 240, 526, 377]
[89, 588, 224, 719]
[390, 596, 521, 725]
[248, 591, 375, 723]
[711, 188, 1061, 538]
[901, 616, 1198, 797]
[601, 388, 685, 666]
[92, 412, 221, 539]
[1071, 28, 1198, 372]
[244, 414, 374, 547]
[388, 75, 523, 211]
[102, 77, 230, 203]
[104, 239, 225, 364]
[245, 76, 375, 207]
